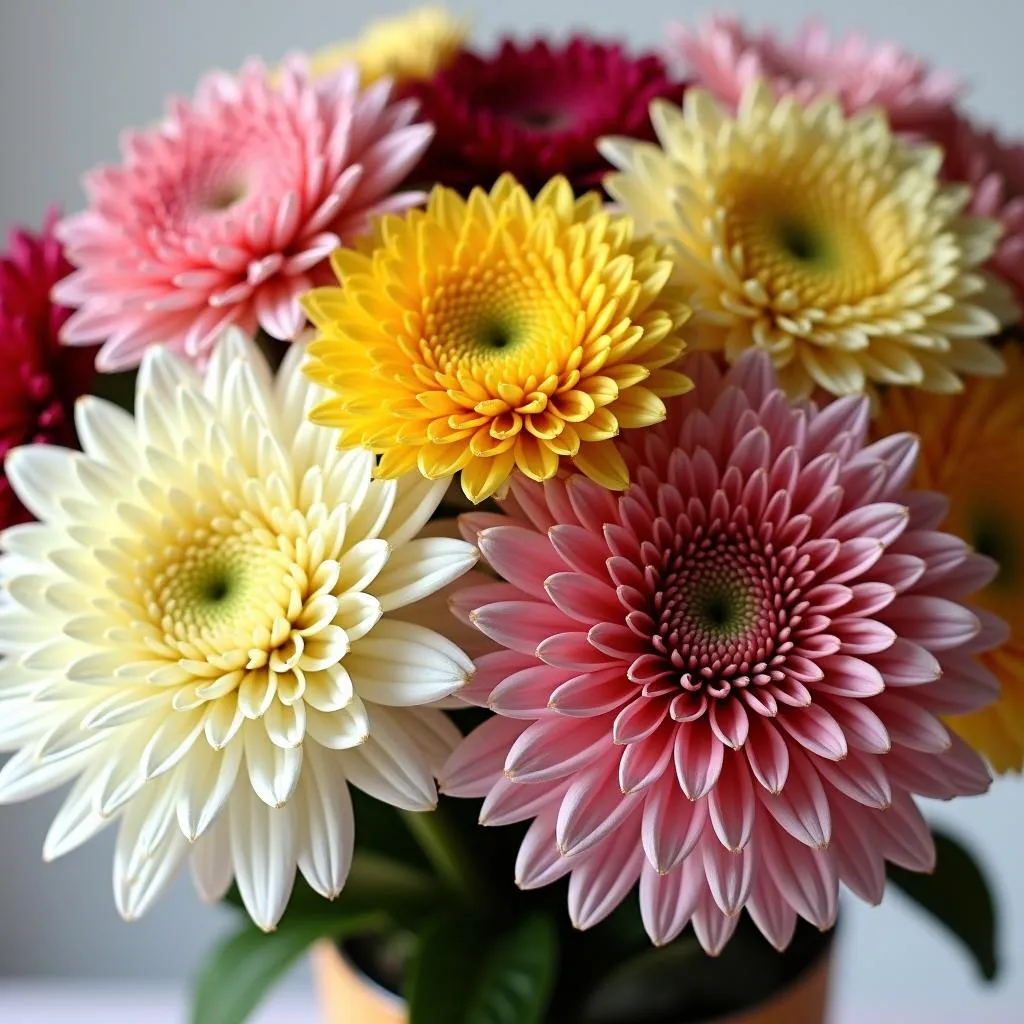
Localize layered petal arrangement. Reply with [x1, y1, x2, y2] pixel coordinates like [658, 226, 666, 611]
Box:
[304, 5, 467, 86]
[937, 116, 1024, 316]
[0, 331, 477, 929]
[601, 83, 1009, 399]
[671, 15, 960, 133]
[443, 353, 1002, 954]
[0, 214, 96, 529]
[302, 175, 693, 504]
[54, 60, 433, 371]
[403, 37, 685, 194]
[877, 343, 1024, 772]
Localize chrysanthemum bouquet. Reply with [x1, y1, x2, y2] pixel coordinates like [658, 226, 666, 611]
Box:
[3, 7, 1022, 1023]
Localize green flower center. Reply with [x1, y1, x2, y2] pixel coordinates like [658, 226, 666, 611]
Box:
[145, 531, 291, 638]
[775, 217, 834, 268]
[687, 575, 758, 640]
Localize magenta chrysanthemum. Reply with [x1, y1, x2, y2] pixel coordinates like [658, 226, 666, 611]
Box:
[442, 353, 1003, 955]
[54, 60, 433, 370]
[937, 115, 1024, 313]
[671, 16, 960, 133]
[0, 213, 96, 528]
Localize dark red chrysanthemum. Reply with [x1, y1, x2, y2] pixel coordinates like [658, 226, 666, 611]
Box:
[403, 36, 686, 194]
[0, 213, 97, 527]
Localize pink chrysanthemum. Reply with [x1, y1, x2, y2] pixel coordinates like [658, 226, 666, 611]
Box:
[54, 60, 433, 371]
[936, 115, 1024, 313]
[671, 16, 960, 133]
[443, 353, 1003, 954]
[0, 212, 96, 528]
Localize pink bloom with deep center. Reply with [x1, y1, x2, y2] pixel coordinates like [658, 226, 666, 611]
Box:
[54, 59, 433, 371]
[671, 16, 960, 133]
[443, 353, 1003, 954]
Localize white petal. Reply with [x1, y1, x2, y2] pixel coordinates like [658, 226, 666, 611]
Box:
[336, 538, 391, 593]
[43, 765, 112, 861]
[338, 704, 436, 811]
[370, 537, 479, 612]
[400, 707, 463, 776]
[305, 698, 369, 750]
[244, 723, 303, 808]
[0, 744, 88, 802]
[380, 474, 449, 548]
[190, 812, 235, 904]
[177, 738, 244, 841]
[296, 746, 354, 900]
[229, 784, 298, 931]
[347, 618, 471, 707]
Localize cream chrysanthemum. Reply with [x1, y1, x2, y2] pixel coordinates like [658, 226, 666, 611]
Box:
[600, 82, 1010, 399]
[302, 175, 692, 504]
[0, 330, 477, 929]
[307, 6, 466, 86]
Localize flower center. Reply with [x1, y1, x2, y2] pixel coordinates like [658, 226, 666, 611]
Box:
[422, 261, 574, 375]
[199, 178, 249, 213]
[648, 521, 797, 700]
[722, 171, 901, 306]
[145, 529, 291, 640]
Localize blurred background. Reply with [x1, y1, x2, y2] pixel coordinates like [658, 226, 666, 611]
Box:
[0, 0, 1021, 1021]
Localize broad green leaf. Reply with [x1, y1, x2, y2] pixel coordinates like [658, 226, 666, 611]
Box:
[888, 828, 998, 980]
[191, 911, 384, 1024]
[407, 912, 558, 1024]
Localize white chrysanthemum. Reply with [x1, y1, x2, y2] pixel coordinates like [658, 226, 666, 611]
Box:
[0, 330, 477, 929]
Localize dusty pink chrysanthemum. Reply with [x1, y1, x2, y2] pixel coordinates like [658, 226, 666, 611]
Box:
[54, 60, 432, 371]
[671, 16, 960, 133]
[937, 115, 1024, 313]
[442, 353, 1003, 954]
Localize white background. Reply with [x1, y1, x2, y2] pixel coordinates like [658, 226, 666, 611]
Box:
[0, 1, 1022, 1020]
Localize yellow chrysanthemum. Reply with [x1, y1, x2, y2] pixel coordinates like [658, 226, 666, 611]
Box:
[876, 342, 1024, 772]
[302, 175, 693, 504]
[307, 6, 466, 85]
[600, 81, 1012, 400]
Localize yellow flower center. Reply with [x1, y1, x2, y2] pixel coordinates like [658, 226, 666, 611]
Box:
[146, 529, 291, 642]
[724, 172, 902, 307]
[423, 261, 574, 375]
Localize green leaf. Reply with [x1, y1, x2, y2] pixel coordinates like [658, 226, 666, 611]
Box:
[191, 911, 385, 1024]
[407, 911, 558, 1024]
[888, 828, 999, 980]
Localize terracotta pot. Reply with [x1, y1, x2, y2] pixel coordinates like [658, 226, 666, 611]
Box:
[312, 939, 833, 1024]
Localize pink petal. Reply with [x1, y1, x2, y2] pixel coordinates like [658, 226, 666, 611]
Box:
[480, 777, 565, 827]
[613, 696, 668, 744]
[707, 751, 755, 851]
[537, 631, 611, 671]
[548, 523, 614, 578]
[777, 703, 848, 761]
[618, 721, 675, 794]
[548, 667, 632, 717]
[703, 836, 753, 916]
[568, 829, 646, 930]
[873, 694, 951, 754]
[821, 697, 891, 755]
[762, 825, 839, 929]
[557, 759, 643, 857]
[881, 596, 980, 651]
[691, 890, 741, 956]
[709, 698, 750, 749]
[505, 715, 612, 784]
[440, 717, 529, 797]
[870, 638, 941, 686]
[545, 572, 623, 624]
[745, 718, 791, 794]
[515, 805, 573, 889]
[641, 771, 707, 873]
[674, 722, 725, 801]
[488, 664, 570, 719]
[639, 858, 704, 946]
[814, 747, 891, 809]
[471, 600, 577, 655]
[815, 654, 886, 697]
[747, 872, 799, 952]
[757, 746, 831, 849]
[477, 526, 564, 598]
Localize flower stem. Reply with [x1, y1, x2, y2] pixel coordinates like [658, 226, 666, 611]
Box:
[401, 804, 488, 907]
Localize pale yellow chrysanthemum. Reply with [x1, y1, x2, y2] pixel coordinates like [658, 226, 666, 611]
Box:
[301, 174, 693, 504]
[307, 5, 467, 85]
[0, 331, 478, 929]
[600, 81, 1012, 399]
[876, 341, 1024, 773]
